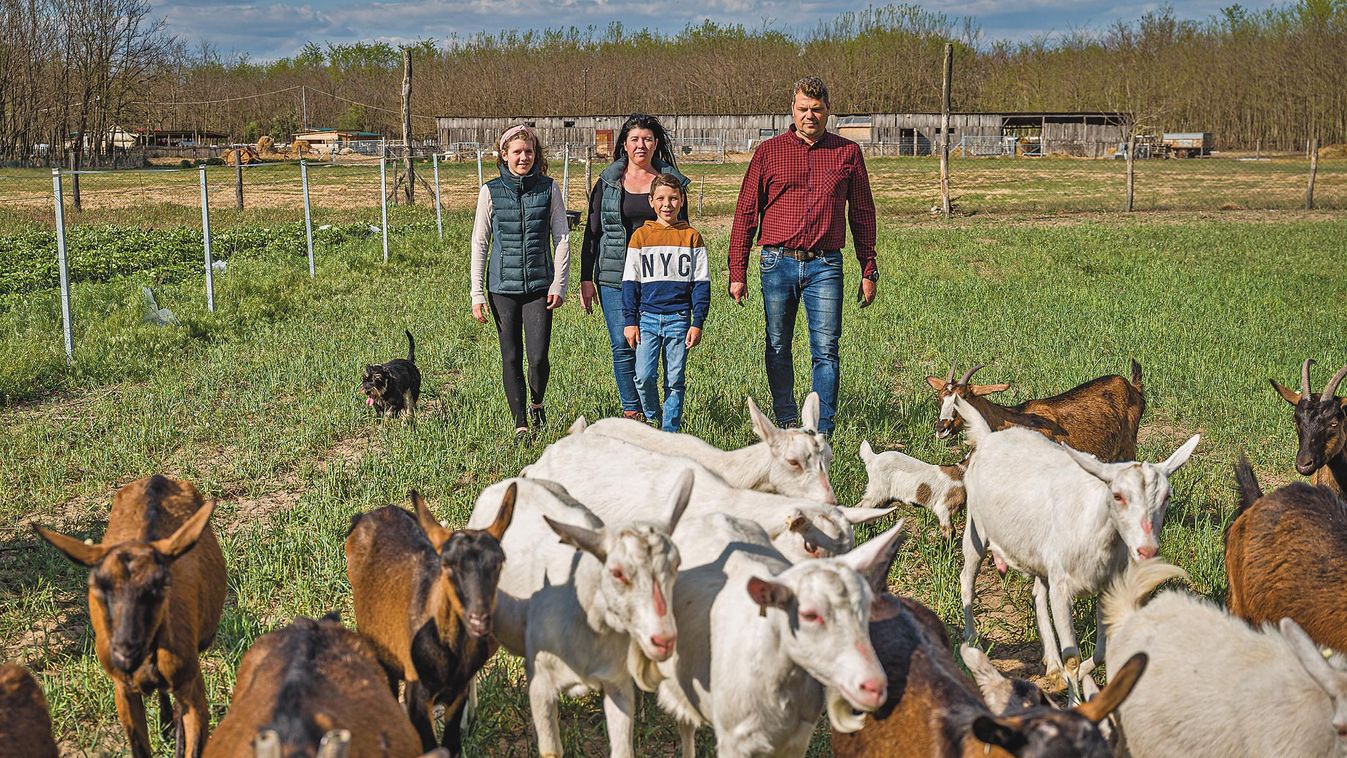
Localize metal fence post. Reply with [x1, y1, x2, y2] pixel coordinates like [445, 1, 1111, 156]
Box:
[300, 160, 315, 277]
[476, 149, 483, 188]
[432, 152, 443, 240]
[199, 166, 215, 311]
[52, 168, 73, 363]
[379, 158, 390, 263]
[562, 143, 570, 206]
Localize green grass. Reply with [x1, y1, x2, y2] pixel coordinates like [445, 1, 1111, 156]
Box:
[1, 195, 1345, 755]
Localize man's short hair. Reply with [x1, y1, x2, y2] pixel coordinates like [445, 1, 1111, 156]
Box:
[793, 76, 830, 107]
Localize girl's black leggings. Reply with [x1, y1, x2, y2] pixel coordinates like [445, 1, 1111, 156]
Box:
[489, 290, 553, 429]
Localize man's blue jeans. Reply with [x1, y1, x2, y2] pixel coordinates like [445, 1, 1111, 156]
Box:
[759, 248, 843, 434]
[599, 284, 641, 413]
[634, 310, 690, 432]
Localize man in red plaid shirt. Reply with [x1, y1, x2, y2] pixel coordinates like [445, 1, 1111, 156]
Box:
[728, 76, 878, 435]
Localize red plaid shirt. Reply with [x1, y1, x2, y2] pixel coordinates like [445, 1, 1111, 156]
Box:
[728, 127, 877, 284]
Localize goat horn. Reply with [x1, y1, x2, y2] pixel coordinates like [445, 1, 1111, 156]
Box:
[1302, 358, 1315, 398]
[959, 364, 987, 386]
[1321, 364, 1347, 400]
[946, 362, 957, 385]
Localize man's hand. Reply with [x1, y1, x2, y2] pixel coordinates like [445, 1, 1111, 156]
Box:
[858, 278, 877, 308]
[685, 326, 702, 349]
[580, 281, 597, 314]
[624, 325, 640, 349]
[729, 282, 748, 306]
[472, 302, 489, 324]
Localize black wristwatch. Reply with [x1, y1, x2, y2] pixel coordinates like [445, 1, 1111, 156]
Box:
[863, 271, 879, 282]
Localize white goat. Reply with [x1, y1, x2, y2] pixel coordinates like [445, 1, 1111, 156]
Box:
[954, 394, 1199, 698]
[1103, 558, 1347, 758]
[653, 513, 903, 758]
[576, 393, 836, 503]
[857, 440, 966, 537]
[524, 432, 893, 563]
[466, 474, 692, 758]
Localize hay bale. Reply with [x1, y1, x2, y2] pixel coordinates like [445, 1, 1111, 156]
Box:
[257, 135, 276, 154]
[1317, 143, 1347, 159]
[223, 146, 261, 165]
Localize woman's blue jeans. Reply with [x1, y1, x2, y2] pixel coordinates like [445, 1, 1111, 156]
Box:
[599, 284, 642, 412]
[759, 248, 843, 434]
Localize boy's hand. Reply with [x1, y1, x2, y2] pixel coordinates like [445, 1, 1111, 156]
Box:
[472, 302, 489, 324]
[624, 325, 640, 349]
[685, 327, 702, 349]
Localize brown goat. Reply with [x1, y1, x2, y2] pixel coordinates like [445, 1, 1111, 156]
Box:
[1270, 359, 1347, 496]
[345, 487, 514, 756]
[205, 613, 423, 758]
[34, 475, 225, 758]
[926, 361, 1145, 462]
[831, 539, 1146, 758]
[0, 664, 59, 758]
[1226, 455, 1347, 651]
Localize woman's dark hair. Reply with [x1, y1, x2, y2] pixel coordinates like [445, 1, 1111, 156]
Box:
[614, 113, 678, 169]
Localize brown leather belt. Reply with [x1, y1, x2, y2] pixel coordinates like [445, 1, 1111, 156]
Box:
[764, 246, 836, 261]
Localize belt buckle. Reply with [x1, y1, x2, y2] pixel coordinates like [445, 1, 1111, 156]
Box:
[799, 249, 818, 262]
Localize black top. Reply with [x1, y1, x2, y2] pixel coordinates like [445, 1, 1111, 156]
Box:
[580, 178, 691, 283]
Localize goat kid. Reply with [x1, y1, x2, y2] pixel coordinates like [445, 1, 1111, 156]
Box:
[955, 395, 1197, 699]
[1271, 359, 1347, 495]
[0, 664, 60, 758]
[345, 487, 514, 755]
[1226, 455, 1347, 652]
[469, 475, 690, 758]
[1104, 558, 1347, 758]
[34, 475, 225, 758]
[205, 613, 422, 758]
[857, 440, 966, 537]
[927, 361, 1144, 462]
[576, 392, 836, 503]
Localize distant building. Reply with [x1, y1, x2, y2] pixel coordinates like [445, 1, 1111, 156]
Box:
[292, 128, 383, 147]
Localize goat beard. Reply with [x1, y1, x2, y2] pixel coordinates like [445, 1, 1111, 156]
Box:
[825, 687, 869, 733]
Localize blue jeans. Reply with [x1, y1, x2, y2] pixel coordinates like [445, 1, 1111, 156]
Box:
[759, 248, 843, 434]
[599, 285, 641, 412]
[634, 310, 690, 432]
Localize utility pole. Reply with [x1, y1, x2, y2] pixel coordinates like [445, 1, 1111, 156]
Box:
[402, 48, 414, 204]
[939, 42, 953, 217]
[301, 86, 308, 131]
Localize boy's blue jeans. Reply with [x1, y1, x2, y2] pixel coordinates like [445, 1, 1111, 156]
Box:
[634, 310, 690, 432]
[599, 284, 642, 413]
[759, 248, 843, 434]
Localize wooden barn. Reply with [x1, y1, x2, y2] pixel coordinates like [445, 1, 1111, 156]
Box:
[435, 111, 1126, 159]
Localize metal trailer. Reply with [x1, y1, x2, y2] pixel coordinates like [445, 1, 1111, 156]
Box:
[1161, 132, 1213, 158]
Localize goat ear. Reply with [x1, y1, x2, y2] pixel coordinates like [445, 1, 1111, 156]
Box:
[870, 593, 902, 622]
[801, 392, 821, 431]
[784, 510, 809, 535]
[1064, 446, 1117, 484]
[925, 375, 945, 392]
[1269, 378, 1302, 406]
[568, 416, 588, 435]
[411, 491, 451, 551]
[746, 576, 794, 612]
[1075, 652, 1147, 722]
[971, 715, 1027, 753]
[961, 644, 1013, 713]
[544, 516, 607, 563]
[151, 500, 216, 560]
[859, 441, 875, 464]
[838, 519, 906, 589]
[34, 524, 109, 567]
[664, 469, 695, 534]
[1161, 435, 1200, 476]
[840, 506, 897, 525]
[746, 395, 781, 446]
[1281, 619, 1343, 697]
[485, 483, 516, 542]
[971, 382, 1010, 396]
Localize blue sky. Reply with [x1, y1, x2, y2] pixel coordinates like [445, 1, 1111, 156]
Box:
[153, 1, 1290, 61]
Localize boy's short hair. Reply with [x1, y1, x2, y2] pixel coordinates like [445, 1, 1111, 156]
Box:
[649, 172, 686, 199]
[793, 76, 830, 107]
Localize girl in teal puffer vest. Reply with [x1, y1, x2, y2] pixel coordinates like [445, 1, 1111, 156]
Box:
[471, 125, 571, 439]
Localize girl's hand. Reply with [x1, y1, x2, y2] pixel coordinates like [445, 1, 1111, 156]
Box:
[685, 327, 702, 349]
[547, 294, 564, 310]
[580, 282, 597, 314]
[624, 325, 640, 349]
[472, 302, 489, 324]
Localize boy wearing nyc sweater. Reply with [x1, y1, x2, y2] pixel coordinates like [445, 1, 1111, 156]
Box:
[622, 173, 711, 432]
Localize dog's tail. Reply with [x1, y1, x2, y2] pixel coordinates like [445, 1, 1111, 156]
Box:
[405, 330, 416, 363]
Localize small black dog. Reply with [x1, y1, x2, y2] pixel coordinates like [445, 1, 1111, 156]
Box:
[362, 330, 421, 418]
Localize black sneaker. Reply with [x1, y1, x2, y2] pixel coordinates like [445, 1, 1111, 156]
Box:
[780, 418, 800, 429]
[514, 427, 531, 445]
[530, 405, 546, 429]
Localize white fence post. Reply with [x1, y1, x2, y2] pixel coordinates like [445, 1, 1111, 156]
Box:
[199, 166, 215, 312]
[432, 152, 443, 240]
[51, 168, 73, 363]
[476, 149, 484, 188]
[562, 143, 570, 206]
[300, 160, 315, 278]
[379, 157, 390, 263]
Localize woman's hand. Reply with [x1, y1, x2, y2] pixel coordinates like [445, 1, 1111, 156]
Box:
[580, 281, 597, 314]
[624, 325, 640, 349]
[685, 327, 702, 349]
[472, 302, 489, 324]
[547, 294, 564, 310]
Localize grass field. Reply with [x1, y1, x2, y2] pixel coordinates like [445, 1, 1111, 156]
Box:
[1, 155, 1345, 755]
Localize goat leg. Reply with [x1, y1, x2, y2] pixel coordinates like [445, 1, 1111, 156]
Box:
[1048, 580, 1083, 704]
[959, 519, 987, 642]
[157, 690, 173, 745]
[527, 666, 564, 758]
[1032, 577, 1061, 681]
[114, 681, 152, 758]
[602, 679, 638, 758]
[406, 680, 438, 751]
[439, 691, 468, 756]
[177, 670, 210, 758]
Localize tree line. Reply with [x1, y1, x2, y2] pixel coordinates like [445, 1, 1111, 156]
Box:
[2, 1, 1344, 166]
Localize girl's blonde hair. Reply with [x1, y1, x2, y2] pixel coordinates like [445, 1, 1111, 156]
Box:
[497, 125, 548, 175]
